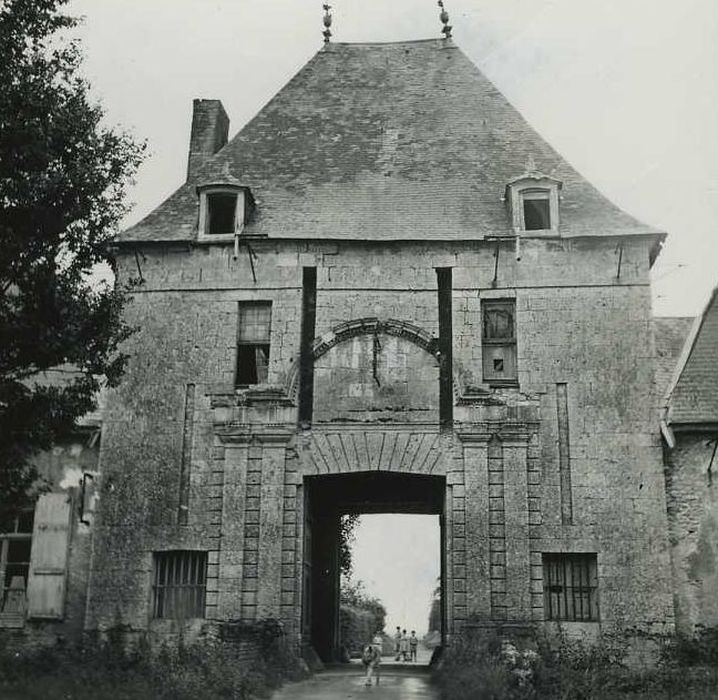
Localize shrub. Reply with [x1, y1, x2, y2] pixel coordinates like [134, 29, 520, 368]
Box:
[662, 625, 718, 668]
[0, 618, 306, 700]
[432, 627, 537, 700]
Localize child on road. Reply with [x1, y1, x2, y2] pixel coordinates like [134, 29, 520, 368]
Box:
[363, 630, 383, 687]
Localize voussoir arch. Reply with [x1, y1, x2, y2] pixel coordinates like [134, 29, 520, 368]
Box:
[285, 317, 442, 401]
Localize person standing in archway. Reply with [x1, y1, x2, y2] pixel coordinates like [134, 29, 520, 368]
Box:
[363, 630, 383, 687]
[409, 630, 418, 662]
[399, 629, 410, 662]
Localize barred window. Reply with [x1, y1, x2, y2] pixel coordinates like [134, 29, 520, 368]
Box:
[543, 553, 598, 621]
[236, 302, 272, 386]
[152, 551, 207, 619]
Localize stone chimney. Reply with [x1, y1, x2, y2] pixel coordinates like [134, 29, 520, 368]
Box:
[186, 99, 229, 180]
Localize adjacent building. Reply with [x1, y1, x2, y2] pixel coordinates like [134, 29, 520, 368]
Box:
[662, 289, 718, 634]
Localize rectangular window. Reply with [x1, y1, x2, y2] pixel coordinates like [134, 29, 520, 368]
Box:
[481, 299, 517, 385]
[543, 553, 598, 621]
[522, 190, 551, 230]
[0, 510, 33, 619]
[236, 302, 271, 386]
[152, 551, 207, 619]
[207, 192, 237, 235]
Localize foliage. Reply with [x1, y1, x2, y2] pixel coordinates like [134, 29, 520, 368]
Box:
[339, 513, 360, 577]
[432, 621, 718, 700]
[339, 578, 386, 653]
[427, 579, 441, 632]
[339, 605, 377, 656]
[661, 624, 718, 667]
[340, 578, 386, 632]
[0, 619, 305, 699]
[432, 627, 536, 700]
[0, 0, 144, 516]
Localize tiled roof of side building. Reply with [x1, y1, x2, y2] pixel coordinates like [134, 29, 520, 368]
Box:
[118, 39, 663, 244]
[653, 317, 694, 397]
[666, 287, 718, 425]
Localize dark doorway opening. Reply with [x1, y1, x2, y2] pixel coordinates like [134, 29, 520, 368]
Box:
[302, 471, 445, 662]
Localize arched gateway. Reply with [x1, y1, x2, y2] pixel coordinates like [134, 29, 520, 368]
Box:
[82, 37, 675, 664]
[207, 318, 539, 662]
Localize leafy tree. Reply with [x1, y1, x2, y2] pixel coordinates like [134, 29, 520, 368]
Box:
[340, 578, 387, 634]
[339, 513, 360, 577]
[0, 0, 144, 518]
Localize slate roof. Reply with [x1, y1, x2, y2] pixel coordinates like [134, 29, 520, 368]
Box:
[665, 287, 718, 425]
[118, 39, 663, 244]
[654, 317, 694, 397]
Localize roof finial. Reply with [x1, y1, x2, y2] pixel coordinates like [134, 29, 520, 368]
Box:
[322, 4, 333, 44]
[525, 154, 538, 175]
[437, 1, 452, 39]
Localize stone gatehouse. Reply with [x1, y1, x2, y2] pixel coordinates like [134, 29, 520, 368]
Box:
[2, 38, 683, 659]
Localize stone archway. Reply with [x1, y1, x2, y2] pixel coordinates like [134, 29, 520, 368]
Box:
[285, 317, 465, 402]
[302, 470, 446, 663]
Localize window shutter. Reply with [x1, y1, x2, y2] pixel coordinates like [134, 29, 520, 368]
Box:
[26, 493, 72, 619]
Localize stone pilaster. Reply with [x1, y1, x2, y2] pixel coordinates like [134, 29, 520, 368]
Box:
[457, 429, 492, 620]
[500, 427, 532, 622]
[256, 430, 293, 619]
[215, 437, 250, 620]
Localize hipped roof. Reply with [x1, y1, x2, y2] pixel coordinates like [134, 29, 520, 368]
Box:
[118, 39, 663, 244]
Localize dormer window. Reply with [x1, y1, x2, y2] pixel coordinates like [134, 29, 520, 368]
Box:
[506, 164, 562, 235]
[207, 192, 239, 235]
[196, 181, 252, 242]
[521, 189, 551, 231]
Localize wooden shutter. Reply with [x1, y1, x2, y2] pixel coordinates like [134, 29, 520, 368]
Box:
[26, 493, 72, 619]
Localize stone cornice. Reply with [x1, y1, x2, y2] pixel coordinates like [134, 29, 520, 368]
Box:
[216, 424, 294, 445]
[456, 430, 493, 444]
[497, 425, 531, 445]
[209, 386, 294, 409]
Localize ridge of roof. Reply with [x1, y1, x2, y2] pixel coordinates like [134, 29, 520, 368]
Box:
[327, 38, 452, 47]
[663, 285, 718, 429]
[118, 39, 664, 245]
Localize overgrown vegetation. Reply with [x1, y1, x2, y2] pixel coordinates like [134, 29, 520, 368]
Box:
[339, 578, 387, 657]
[432, 622, 718, 700]
[0, 619, 306, 700]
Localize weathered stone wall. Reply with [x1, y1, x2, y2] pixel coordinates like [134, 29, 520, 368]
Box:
[664, 434, 718, 634]
[85, 233, 674, 646]
[313, 334, 439, 423]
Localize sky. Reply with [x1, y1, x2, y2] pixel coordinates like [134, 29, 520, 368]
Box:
[345, 514, 440, 636]
[67, 0, 718, 318]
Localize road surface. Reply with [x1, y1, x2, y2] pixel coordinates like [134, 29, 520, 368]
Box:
[271, 667, 438, 700]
